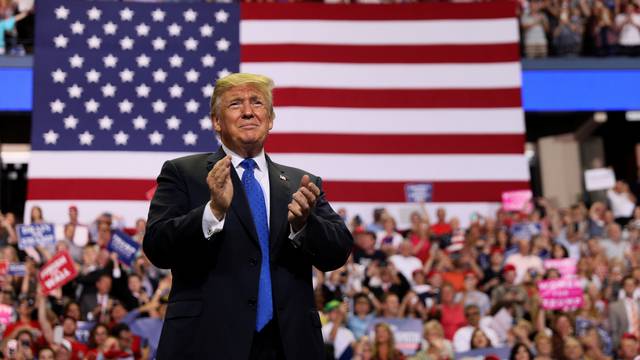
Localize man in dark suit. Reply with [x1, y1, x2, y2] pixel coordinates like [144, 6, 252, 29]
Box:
[142, 73, 353, 359]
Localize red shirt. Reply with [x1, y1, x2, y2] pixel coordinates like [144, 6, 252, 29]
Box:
[408, 235, 431, 263]
[440, 303, 466, 340]
[431, 222, 452, 236]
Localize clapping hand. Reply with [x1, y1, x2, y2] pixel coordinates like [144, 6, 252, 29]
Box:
[287, 175, 320, 232]
[207, 155, 233, 220]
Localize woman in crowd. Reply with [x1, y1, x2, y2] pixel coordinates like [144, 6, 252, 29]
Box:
[510, 342, 535, 360]
[409, 320, 453, 360]
[470, 328, 493, 350]
[372, 322, 405, 360]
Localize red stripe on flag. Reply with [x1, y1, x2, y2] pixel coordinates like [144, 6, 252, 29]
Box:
[242, 44, 520, 64]
[265, 134, 525, 154]
[241, 3, 516, 20]
[273, 88, 522, 108]
[27, 179, 529, 202]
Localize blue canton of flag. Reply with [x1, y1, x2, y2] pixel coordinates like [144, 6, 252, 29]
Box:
[32, 0, 239, 152]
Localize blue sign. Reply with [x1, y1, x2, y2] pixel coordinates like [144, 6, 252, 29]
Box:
[455, 347, 511, 359]
[8, 263, 26, 276]
[17, 224, 56, 250]
[75, 321, 96, 344]
[404, 183, 433, 203]
[108, 230, 140, 266]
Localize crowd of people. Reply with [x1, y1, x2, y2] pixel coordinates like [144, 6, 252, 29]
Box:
[520, 0, 640, 57]
[0, 180, 638, 359]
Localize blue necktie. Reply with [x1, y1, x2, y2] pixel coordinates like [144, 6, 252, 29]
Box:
[240, 158, 273, 331]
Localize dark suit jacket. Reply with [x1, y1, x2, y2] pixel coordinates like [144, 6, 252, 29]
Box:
[142, 147, 353, 360]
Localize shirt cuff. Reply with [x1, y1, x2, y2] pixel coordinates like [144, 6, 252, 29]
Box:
[203, 201, 225, 239]
[289, 224, 305, 240]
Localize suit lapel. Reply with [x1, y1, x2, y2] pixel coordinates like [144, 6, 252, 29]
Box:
[267, 155, 291, 254]
[207, 147, 259, 246]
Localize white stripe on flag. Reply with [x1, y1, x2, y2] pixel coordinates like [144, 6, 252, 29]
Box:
[240, 62, 522, 89]
[240, 19, 519, 45]
[271, 108, 525, 134]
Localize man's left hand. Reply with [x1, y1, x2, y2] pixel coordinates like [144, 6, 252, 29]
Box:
[288, 175, 320, 232]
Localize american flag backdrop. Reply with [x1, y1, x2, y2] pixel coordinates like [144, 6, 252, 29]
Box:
[27, 0, 529, 227]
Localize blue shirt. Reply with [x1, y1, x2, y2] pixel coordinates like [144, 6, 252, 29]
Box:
[0, 17, 16, 50]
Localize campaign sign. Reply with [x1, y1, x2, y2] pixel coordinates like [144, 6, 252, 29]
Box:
[17, 223, 56, 250]
[8, 263, 26, 276]
[584, 168, 615, 191]
[455, 347, 511, 360]
[368, 318, 423, 355]
[538, 278, 583, 311]
[0, 261, 7, 276]
[544, 258, 577, 278]
[501, 190, 533, 212]
[75, 321, 95, 344]
[404, 183, 433, 203]
[108, 230, 140, 266]
[0, 304, 12, 326]
[38, 251, 78, 294]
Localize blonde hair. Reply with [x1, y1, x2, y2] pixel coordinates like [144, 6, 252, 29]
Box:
[209, 73, 275, 119]
[423, 320, 445, 338]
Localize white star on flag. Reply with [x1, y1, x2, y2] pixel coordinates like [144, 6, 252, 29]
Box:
[98, 116, 114, 130]
[185, 99, 200, 113]
[70, 21, 85, 35]
[43, 130, 60, 144]
[149, 131, 164, 145]
[168, 23, 182, 37]
[119, 99, 134, 113]
[201, 84, 214, 98]
[152, 69, 168, 83]
[54, 6, 69, 20]
[79, 131, 95, 146]
[120, 36, 134, 50]
[136, 84, 151, 98]
[87, 7, 101, 21]
[62, 115, 79, 129]
[119, 68, 135, 82]
[216, 38, 230, 52]
[183, 9, 197, 22]
[185, 69, 199, 83]
[50, 99, 65, 113]
[67, 84, 83, 98]
[201, 54, 215, 67]
[85, 69, 101, 83]
[183, 131, 198, 145]
[152, 37, 166, 51]
[136, 54, 151, 68]
[200, 24, 214, 37]
[215, 9, 229, 23]
[101, 83, 117, 97]
[169, 54, 183, 68]
[69, 54, 84, 68]
[133, 115, 148, 130]
[152, 99, 167, 113]
[184, 37, 198, 51]
[103, 22, 117, 35]
[53, 34, 69, 48]
[87, 35, 102, 49]
[169, 84, 184, 98]
[51, 69, 67, 83]
[64, 115, 79, 129]
[200, 116, 212, 130]
[114, 131, 129, 146]
[218, 68, 231, 79]
[151, 8, 166, 22]
[85, 99, 100, 113]
[166, 116, 181, 130]
[120, 7, 134, 21]
[103, 54, 118, 68]
[136, 23, 150, 37]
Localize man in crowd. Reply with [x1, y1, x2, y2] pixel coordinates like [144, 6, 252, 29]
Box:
[143, 73, 353, 359]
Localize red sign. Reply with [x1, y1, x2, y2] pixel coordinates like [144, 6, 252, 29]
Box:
[38, 251, 78, 294]
[0, 261, 8, 276]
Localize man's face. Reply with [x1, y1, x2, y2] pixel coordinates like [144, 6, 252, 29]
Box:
[620, 338, 638, 359]
[213, 84, 273, 155]
[623, 278, 637, 297]
[465, 307, 480, 326]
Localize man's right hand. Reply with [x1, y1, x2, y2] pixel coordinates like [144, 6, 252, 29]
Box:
[207, 155, 233, 220]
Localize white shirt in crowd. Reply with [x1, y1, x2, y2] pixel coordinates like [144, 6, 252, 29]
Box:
[607, 189, 636, 218]
[505, 253, 544, 284]
[616, 13, 640, 46]
[322, 322, 356, 359]
[452, 323, 501, 353]
[389, 254, 423, 284]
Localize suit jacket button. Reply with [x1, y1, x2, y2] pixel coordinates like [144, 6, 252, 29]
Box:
[249, 258, 257, 266]
[248, 298, 257, 306]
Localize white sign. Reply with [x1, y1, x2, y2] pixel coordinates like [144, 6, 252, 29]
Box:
[584, 168, 615, 191]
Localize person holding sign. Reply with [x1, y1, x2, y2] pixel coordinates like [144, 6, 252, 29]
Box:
[143, 73, 353, 360]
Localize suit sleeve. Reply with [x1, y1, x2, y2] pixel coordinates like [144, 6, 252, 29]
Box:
[142, 160, 209, 269]
[293, 177, 353, 272]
